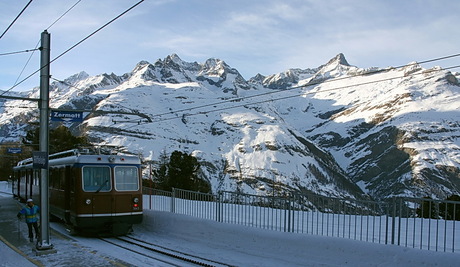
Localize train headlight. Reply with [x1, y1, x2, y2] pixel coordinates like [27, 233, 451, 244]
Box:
[85, 199, 92, 205]
[133, 197, 139, 203]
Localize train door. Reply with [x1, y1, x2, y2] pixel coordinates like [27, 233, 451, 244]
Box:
[65, 166, 72, 222]
[28, 169, 33, 199]
[69, 168, 79, 225]
[24, 170, 29, 199]
[113, 166, 141, 213]
[18, 170, 26, 200]
[12, 169, 18, 197]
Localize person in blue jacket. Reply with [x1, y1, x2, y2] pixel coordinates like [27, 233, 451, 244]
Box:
[17, 198, 40, 242]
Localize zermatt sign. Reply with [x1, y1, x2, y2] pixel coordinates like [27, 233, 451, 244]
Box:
[50, 110, 83, 122]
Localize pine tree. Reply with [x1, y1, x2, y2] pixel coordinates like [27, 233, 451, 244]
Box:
[165, 150, 210, 193]
[439, 195, 460, 221]
[153, 149, 169, 190]
[416, 197, 438, 219]
[22, 125, 92, 154]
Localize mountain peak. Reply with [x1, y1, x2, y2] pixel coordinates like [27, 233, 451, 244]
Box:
[64, 71, 90, 84]
[137, 60, 151, 66]
[328, 53, 350, 67]
[165, 53, 184, 65]
[308, 53, 355, 83]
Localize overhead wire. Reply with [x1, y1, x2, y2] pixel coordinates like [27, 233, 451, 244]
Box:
[1, 0, 83, 96]
[0, 104, 36, 109]
[45, 0, 83, 30]
[49, 0, 144, 67]
[0, 0, 34, 40]
[2, 54, 458, 133]
[50, 76, 146, 124]
[0, 48, 39, 56]
[2, 0, 144, 96]
[116, 62, 460, 131]
[136, 53, 460, 122]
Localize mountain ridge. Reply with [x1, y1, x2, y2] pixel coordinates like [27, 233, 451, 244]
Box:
[1, 53, 459, 201]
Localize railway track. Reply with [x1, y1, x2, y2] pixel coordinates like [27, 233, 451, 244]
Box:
[100, 235, 235, 267]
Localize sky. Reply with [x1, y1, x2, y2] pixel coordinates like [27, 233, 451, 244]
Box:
[0, 0, 459, 92]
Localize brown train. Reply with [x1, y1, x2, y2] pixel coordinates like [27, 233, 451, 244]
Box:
[12, 149, 143, 235]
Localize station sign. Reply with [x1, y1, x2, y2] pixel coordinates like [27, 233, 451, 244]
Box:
[33, 151, 48, 169]
[50, 110, 83, 122]
[7, 147, 22, 154]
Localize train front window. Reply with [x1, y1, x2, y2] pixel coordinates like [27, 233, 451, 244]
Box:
[82, 166, 112, 192]
[114, 166, 139, 191]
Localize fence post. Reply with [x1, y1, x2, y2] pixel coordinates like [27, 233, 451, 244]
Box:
[288, 196, 293, 233]
[149, 190, 152, 210]
[397, 198, 402, 246]
[391, 197, 396, 245]
[149, 186, 152, 210]
[284, 197, 288, 232]
[216, 192, 221, 223]
[171, 188, 176, 213]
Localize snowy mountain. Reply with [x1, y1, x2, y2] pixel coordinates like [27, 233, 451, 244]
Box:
[1, 53, 459, 201]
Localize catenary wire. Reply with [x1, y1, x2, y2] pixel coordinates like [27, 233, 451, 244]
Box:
[142, 53, 460, 120]
[1, 0, 144, 95]
[0, 0, 33, 40]
[38, 61, 460, 131]
[1, 0, 83, 96]
[134, 59, 460, 124]
[117, 63, 460, 129]
[2, 59, 458, 133]
[11, 41, 40, 88]
[50, 56, 460, 129]
[45, 0, 82, 31]
[0, 48, 39, 56]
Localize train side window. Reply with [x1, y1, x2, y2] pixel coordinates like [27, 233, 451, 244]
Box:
[114, 166, 139, 191]
[33, 170, 39, 186]
[60, 168, 66, 190]
[50, 168, 57, 188]
[82, 166, 112, 192]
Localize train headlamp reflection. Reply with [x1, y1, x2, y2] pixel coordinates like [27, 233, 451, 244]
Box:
[133, 197, 139, 203]
[85, 199, 92, 205]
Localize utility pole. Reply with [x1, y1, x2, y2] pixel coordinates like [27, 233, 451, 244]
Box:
[37, 30, 53, 251]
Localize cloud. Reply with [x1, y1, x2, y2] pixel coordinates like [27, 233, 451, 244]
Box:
[2, 0, 460, 91]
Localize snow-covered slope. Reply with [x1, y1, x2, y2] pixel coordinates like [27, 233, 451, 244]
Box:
[1, 54, 459, 201]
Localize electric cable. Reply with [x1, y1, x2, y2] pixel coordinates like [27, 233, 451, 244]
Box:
[115, 63, 460, 131]
[1, 0, 83, 96]
[1, 0, 144, 95]
[45, 0, 82, 31]
[0, 48, 39, 56]
[0, 0, 33, 40]
[139, 53, 460, 120]
[77, 62, 459, 132]
[134, 61, 460, 125]
[0, 104, 36, 109]
[49, 0, 144, 66]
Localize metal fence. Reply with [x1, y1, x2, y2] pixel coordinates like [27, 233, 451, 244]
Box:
[142, 187, 460, 253]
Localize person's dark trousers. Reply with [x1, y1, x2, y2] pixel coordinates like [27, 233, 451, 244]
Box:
[27, 222, 39, 240]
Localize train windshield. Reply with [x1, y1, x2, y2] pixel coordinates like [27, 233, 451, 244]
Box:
[82, 166, 112, 192]
[114, 166, 139, 191]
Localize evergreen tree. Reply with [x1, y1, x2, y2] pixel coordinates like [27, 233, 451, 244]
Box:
[22, 125, 92, 154]
[152, 149, 169, 190]
[168, 151, 197, 190]
[416, 197, 438, 219]
[439, 195, 460, 221]
[0, 142, 33, 181]
[154, 150, 211, 193]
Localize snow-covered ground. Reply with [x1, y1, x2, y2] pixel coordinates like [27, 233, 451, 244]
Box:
[1, 181, 459, 266]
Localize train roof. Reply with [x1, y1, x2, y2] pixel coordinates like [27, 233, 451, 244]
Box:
[14, 149, 141, 169]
